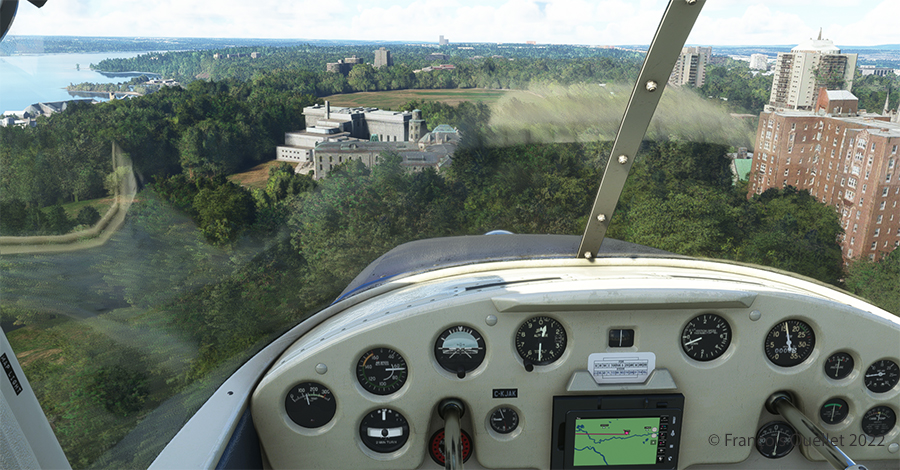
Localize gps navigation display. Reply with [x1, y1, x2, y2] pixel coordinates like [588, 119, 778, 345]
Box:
[573, 417, 661, 466]
[551, 394, 684, 469]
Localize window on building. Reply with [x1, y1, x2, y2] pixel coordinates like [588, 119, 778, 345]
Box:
[871, 143, 876, 151]
[851, 237, 856, 245]
[846, 190, 855, 200]
[862, 184, 867, 193]
[881, 201, 887, 210]
[848, 178, 857, 188]
[887, 174, 892, 182]
[841, 177, 846, 186]
[853, 224, 858, 232]
[859, 198, 864, 207]
[869, 254, 876, 261]
[791, 123, 796, 130]
[884, 188, 890, 197]
[892, 145, 898, 154]
[874, 229, 880, 237]
[784, 169, 789, 176]
[877, 215, 883, 224]
[890, 159, 895, 168]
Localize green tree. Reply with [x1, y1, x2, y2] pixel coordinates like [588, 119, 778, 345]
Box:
[844, 249, 900, 314]
[193, 181, 256, 245]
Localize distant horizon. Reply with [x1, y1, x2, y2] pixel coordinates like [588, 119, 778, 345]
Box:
[5, 1, 898, 47]
[4, 35, 900, 51]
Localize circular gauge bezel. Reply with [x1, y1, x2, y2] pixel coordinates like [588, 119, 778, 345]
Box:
[863, 359, 900, 393]
[819, 397, 850, 425]
[356, 347, 408, 395]
[861, 406, 896, 437]
[428, 428, 473, 465]
[823, 352, 854, 380]
[284, 381, 336, 429]
[489, 406, 520, 434]
[514, 316, 567, 366]
[756, 421, 795, 459]
[764, 319, 815, 367]
[434, 325, 487, 377]
[680, 313, 732, 362]
[359, 408, 410, 453]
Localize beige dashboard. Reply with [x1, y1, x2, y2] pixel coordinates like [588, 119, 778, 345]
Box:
[251, 257, 900, 469]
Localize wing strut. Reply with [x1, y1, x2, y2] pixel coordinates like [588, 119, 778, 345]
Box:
[577, 0, 706, 259]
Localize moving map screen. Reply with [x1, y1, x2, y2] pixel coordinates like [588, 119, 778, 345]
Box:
[551, 394, 683, 469]
[573, 417, 660, 466]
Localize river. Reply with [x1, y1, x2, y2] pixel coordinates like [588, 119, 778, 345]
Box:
[0, 51, 158, 113]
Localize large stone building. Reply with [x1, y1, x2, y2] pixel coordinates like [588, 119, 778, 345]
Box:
[668, 46, 711, 88]
[276, 102, 458, 179]
[374, 48, 393, 68]
[767, 31, 857, 112]
[749, 87, 900, 262]
[326, 56, 364, 75]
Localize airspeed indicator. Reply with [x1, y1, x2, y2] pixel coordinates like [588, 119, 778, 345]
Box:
[681, 313, 731, 361]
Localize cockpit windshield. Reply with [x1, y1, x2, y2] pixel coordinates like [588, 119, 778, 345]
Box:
[1, 1, 898, 468]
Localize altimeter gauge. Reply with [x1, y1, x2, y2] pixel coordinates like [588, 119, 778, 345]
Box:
[681, 313, 731, 361]
[434, 325, 486, 378]
[863, 359, 900, 393]
[284, 382, 336, 428]
[764, 319, 815, 367]
[356, 347, 408, 395]
[515, 316, 567, 370]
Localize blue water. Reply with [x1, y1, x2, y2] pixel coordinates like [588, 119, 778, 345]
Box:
[1, 51, 154, 113]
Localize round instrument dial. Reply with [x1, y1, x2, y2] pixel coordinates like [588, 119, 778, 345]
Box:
[515, 316, 567, 367]
[681, 313, 731, 361]
[824, 352, 854, 380]
[356, 347, 408, 395]
[864, 359, 900, 393]
[819, 398, 849, 425]
[434, 325, 486, 378]
[756, 421, 795, 459]
[489, 407, 520, 434]
[285, 382, 336, 428]
[428, 428, 473, 465]
[861, 406, 896, 437]
[764, 319, 815, 367]
[359, 408, 410, 453]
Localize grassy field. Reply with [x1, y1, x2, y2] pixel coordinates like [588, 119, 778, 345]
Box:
[321, 88, 521, 109]
[229, 160, 297, 189]
[61, 198, 115, 219]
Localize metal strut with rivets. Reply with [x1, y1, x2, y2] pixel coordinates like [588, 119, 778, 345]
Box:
[577, 0, 706, 259]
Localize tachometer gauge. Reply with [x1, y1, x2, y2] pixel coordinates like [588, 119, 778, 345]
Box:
[756, 421, 795, 459]
[515, 316, 567, 369]
[819, 398, 849, 425]
[681, 313, 731, 361]
[434, 325, 486, 378]
[861, 406, 896, 437]
[285, 382, 336, 428]
[824, 352, 854, 380]
[356, 347, 408, 395]
[863, 359, 900, 393]
[764, 319, 815, 367]
[359, 408, 410, 453]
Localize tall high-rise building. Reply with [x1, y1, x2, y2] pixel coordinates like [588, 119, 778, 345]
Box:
[767, 30, 857, 111]
[374, 47, 393, 68]
[749, 87, 900, 262]
[669, 46, 711, 88]
[439, 35, 448, 46]
[749, 54, 768, 71]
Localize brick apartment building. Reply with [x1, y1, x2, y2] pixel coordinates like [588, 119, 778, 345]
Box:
[750, 88, 900, 262]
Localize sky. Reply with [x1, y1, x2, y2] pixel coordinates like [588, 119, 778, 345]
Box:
[7, 0, 900, 46]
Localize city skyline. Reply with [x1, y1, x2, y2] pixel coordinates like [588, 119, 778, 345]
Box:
[6, 1, 899, 47]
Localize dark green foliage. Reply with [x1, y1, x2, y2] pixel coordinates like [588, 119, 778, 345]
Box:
[698, 61, 773, 115]
[739, 186, 844, 284]
[844, 249, 900, 314]
[89, 366, 149, 417]
[194, 181, 257, 245]
[75, 206, 102, 227]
